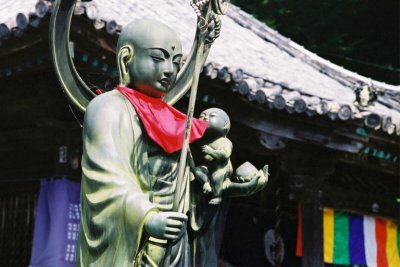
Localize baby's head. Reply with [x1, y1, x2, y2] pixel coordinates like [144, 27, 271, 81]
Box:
[199, 108, 230, 139]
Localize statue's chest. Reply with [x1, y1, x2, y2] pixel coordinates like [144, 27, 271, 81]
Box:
[147, 142, 178, 175]
[146, 143, 181, 210]
[210, 138, 226, 150]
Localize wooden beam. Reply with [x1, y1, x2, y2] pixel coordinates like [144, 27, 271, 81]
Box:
[231, 108, 364, 153]
[71, 17, 117, 55]
[341, 152, 399, 175]
[0, 21, 48, 59]
[323, 185, 398, 221]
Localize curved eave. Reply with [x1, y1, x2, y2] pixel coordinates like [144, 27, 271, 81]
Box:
[0, 0, 399, 136]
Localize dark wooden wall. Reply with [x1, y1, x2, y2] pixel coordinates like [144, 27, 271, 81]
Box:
[0, 68, 82, 179]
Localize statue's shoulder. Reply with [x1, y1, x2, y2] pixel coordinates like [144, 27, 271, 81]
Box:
[87, 89, 125, 109]
[84, 90, 135, 128]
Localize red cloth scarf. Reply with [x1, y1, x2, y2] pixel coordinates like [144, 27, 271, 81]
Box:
[116, 85, 208, 153]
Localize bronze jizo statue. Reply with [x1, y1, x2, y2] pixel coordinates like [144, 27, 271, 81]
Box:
[50, 1, 268, 266]
[78, 20, 191, 266]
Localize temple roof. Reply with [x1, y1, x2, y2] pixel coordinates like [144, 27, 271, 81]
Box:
[0, 0, 399, 135]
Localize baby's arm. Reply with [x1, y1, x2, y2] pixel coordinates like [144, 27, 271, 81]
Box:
[202, 138, 232, 160]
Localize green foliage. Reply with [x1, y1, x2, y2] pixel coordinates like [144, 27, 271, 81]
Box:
[231, 0, 399, 84]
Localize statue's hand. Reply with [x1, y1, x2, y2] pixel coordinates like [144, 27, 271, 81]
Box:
[246, 166, 269, 194]
[223, 166, 269, 198]
[144, 211, 188, 241]
[203, 182, 212, 194]
[202, 145, 214, 155]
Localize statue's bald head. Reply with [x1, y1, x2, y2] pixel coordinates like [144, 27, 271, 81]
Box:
[116, 19, 183, 97]
[117, 19, 182, 57]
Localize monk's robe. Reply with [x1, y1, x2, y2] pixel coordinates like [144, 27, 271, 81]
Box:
[77, 90, 191, 266]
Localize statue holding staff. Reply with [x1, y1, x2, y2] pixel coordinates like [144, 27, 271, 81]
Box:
[50, 0, 268, 266]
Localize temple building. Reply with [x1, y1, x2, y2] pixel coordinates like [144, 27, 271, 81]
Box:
[0, 0, 398, 266]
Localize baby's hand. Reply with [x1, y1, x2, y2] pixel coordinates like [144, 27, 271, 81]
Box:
[203, 182, 212, 194]
[202, 145, 214, 154]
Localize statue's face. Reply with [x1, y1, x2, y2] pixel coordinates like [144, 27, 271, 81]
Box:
[128, 35, 182, 98]
[199, 108, 230, 138]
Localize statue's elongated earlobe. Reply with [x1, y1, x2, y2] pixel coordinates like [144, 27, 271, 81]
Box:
[117, 45, 134, 86]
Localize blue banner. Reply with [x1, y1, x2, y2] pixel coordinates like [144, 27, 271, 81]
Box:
[30, 178, 80, 267]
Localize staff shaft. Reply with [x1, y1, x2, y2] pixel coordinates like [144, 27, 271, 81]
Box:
[161, 17, 209, 267]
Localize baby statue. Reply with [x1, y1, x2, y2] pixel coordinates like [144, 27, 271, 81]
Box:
[193, 108, 233, 205]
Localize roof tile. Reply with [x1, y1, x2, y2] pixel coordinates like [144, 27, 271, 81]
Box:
[0, 0, 399, 135]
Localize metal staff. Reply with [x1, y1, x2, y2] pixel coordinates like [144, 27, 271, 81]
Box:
[162, 1, 228, 266]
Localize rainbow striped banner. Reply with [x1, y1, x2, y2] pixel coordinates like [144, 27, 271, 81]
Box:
[323, 208, 400, 267]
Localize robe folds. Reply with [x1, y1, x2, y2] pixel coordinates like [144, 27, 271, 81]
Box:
[77, 89, 225, 266]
